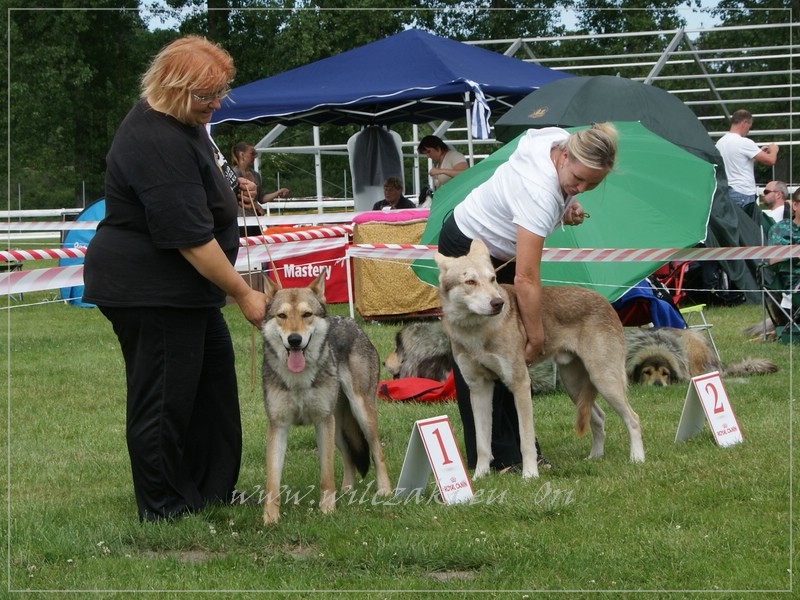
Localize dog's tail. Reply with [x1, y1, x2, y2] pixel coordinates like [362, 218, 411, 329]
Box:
[575, 396, 594, 437]
[723, 358, 779, 377]
[339, 408, 371, 478]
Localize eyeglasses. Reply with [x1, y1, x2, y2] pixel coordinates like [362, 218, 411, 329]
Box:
[763, 189, 776, 195]
[191, 87, 231, 104]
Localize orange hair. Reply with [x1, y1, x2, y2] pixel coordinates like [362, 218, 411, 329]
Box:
[141, 35, 235, 123]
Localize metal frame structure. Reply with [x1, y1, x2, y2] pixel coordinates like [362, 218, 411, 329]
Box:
[252, 21, 796, 210]
[473, 22, 796, 144]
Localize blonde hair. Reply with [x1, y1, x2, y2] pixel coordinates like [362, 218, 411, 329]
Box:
[562, 122, 618, 172]
[141, 35, 235, 124]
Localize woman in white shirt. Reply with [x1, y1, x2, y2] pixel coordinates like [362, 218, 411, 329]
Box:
[437, 123, 618, 473]
[418, 135, 468, 189]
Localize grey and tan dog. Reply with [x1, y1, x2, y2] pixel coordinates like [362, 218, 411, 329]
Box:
[384, 321, 453, 383]
[624, 327, 777, 386]
[435, 240, 645, 480]
[385, 320, 557, 393]
[261, 273, 392, 525]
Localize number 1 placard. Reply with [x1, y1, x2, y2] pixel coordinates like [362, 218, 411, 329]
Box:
[395, 415, 473, 505]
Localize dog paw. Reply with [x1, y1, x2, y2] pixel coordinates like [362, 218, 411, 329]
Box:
[319, 490, 336, 514]
[522, 467, 539, 480]
[263, 503, 280, 525]
[473, 465, 490, 479]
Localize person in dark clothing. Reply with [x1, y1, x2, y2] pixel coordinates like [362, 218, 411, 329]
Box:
[372, 177, 416, 210]
[83, 35, 266, 521]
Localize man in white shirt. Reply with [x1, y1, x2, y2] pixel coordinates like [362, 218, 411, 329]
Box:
[715, 109, 779, 209]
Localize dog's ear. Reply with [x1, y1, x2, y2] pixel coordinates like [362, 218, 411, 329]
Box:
[468, 239, 490, 258]
[309, 272, 327, 304]
[263, 274, 281, 298]
[434, 252, 450, 269]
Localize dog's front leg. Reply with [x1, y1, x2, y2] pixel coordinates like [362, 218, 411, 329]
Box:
[467, 378, 496, 479]
[316, 414, 337, 515]
[509, 378, 539, 479]
[264, 423, 289, 525]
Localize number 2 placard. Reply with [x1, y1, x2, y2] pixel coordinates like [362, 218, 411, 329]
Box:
[395, 415, 473, 505]
[675, 371, 743, 447]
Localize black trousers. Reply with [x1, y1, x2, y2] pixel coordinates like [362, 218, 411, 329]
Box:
[99, 306, 242, 521]
[438, 214, 541, 469]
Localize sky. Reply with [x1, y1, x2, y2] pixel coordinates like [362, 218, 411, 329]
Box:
[144, 3, 725, 33]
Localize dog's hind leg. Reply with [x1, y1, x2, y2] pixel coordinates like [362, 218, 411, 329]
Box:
[315, 414, 338, 515]
[589, 364, 645, 464]
[557, 360, 606, 460]
[339, 386, 392, 497]
[264, 424, 289, 525]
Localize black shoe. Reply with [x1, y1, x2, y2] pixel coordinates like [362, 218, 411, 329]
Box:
[537, 455, 555, 470]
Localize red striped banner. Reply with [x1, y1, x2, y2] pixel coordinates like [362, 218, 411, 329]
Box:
[2, 221, 99, 232]
[3, 243, 798, 297]
[346, 244, 800, 262]
[2, 224, 354, 263]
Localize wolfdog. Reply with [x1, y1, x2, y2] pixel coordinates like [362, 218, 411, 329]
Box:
[434, 240, 645, 480]
[385, 320, 557, 393]
[384, 321, 453, 383]
[625, 327, 777, 386]
[261, 273, 392, 524]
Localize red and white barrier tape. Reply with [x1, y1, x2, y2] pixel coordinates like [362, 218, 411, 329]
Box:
[346, 244, 800, 262]
[1, 239, 349, 296]
[1, 265, 85, 296]
[3, 221, 98, 232]
[240, 224, 352, 246]
[1, 247, 88, 262]
[2, 224, 353, 263]
[235, 238, 345, 270]
[4, 243, 797, 297]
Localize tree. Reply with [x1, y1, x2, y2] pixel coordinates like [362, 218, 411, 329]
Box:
[697, 0, 795, 183]
[7, 3, 151, 208]
[560, 0, 689, 79]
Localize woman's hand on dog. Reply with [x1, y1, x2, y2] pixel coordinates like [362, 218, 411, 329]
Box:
[234, 288, 268, 328]
[524, 338, 546, 366]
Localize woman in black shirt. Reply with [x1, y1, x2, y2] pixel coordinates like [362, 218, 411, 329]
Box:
[84, 36, 265, 521]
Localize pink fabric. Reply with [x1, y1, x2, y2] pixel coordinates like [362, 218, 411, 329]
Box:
[352, 209, 430, 224]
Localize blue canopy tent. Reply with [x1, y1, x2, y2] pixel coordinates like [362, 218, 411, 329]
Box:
[210, 29, 572, 130]
[211, 29, 571, 210]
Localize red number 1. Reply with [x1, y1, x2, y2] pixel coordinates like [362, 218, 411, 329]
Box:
[431, 428, 453, 465]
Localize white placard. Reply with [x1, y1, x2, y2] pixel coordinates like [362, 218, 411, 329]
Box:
[675, 371, 743, 447]
[395, 415, 473, 505]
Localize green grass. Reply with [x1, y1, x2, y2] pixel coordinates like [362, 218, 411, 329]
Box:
[2, 295, 797, 598]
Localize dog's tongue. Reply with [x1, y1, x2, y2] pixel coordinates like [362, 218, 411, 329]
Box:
[287, 349, 306, 373]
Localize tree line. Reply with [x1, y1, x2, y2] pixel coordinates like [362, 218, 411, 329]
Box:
[0, 0, 793, 211]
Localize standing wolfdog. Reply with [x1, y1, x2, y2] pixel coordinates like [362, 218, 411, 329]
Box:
[435, 240, 645, 480]
[261, 273, 392, 525]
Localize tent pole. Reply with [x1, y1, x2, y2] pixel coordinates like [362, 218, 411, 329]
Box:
[464, 92, 475, 167]
[412, 124, 420, 198]
[313, 126, 324, 214]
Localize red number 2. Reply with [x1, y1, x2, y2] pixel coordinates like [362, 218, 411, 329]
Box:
[705, 382, 725, 414]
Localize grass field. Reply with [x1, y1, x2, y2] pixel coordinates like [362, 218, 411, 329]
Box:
[2, 291, 797, 598]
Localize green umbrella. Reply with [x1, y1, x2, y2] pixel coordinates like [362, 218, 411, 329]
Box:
[412, 121, 716, 302]
[491, 75, 762, 301]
